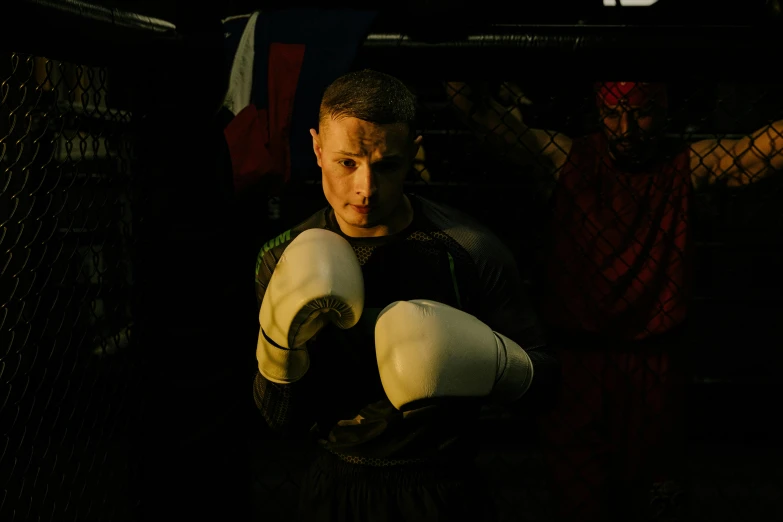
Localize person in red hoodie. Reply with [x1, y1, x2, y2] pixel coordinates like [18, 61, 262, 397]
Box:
[447, 80, 783, 521]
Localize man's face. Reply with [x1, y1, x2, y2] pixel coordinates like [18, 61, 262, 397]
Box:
[599, 101, 665, 166]
[311, 117, 420, 236]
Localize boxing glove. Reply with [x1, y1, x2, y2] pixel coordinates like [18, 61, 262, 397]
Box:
[375, 299, 534, 411]
[257, 229, 364, 384]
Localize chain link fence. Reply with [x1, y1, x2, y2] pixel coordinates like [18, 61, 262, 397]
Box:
[0, 50, 136, 520]
[442, 79, 783, 522]
[3, 1, 267, 518]
[250, 28, 783, 522]
[414, 83, 782, 522]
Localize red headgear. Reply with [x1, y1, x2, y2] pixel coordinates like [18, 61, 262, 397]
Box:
[595, 82, 668, 109]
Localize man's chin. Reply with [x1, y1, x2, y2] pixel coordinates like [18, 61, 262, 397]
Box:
[343, 213, 378, 229]
[349, 220, 374, 229]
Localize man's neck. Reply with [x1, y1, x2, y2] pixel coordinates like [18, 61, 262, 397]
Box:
[336, 195, 414, 238]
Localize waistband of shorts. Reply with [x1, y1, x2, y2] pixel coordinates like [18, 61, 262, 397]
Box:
[315, 447, 474, 484]
[325, 449, 434, 467]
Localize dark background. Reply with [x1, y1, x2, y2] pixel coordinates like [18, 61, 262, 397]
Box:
[1, 1, 782, 521]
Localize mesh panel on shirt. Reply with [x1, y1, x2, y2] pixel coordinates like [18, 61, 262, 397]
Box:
[353, 244, 376, 265]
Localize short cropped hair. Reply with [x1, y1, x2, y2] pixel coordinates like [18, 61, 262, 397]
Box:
[318, 69, 417, 132]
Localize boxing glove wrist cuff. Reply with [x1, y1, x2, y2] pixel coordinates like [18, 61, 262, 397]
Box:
[491, 332, 534, 403]
[257, 329, 310, 384]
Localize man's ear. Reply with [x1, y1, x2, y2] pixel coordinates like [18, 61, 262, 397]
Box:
[310, 128, 322, 168]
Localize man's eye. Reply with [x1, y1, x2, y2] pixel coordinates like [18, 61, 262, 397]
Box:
[338, 159, 357, 168]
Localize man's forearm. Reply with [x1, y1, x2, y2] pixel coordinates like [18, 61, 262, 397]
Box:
[725, 119, 783, 186]
[447, 82, 540, 163]
[253, 370, 315, 434]
[754, 119, 783, 173]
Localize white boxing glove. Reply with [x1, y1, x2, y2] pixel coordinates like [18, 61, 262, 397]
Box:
[375, 300, 534, 411]
[257, 229, 364, 384]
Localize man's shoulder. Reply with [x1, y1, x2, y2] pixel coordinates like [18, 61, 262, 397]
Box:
[413, 194, 514, 264]
[571, 131, 605, 153]
[661, 136, 692, 162]
[255, 208, 329, 277]
[556, 133, 603, 179]
[416, 194, 485, 230]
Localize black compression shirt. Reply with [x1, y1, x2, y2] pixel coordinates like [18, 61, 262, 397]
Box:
[253, 193, 557, 463]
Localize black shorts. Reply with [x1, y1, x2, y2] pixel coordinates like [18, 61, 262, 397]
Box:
[296, 450, 498, 522]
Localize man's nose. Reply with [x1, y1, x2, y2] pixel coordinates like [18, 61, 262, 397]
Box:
[618, 111, 637, 138]
[354, 165, 377, 198]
